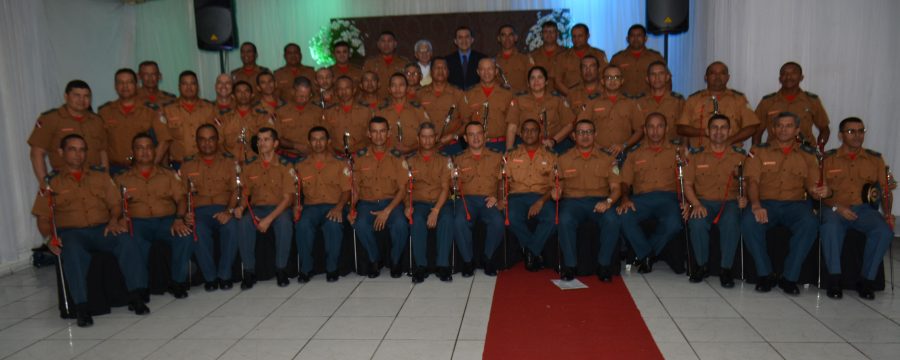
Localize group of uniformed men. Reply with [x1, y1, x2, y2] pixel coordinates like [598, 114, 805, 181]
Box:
[28, 22, 895, 328]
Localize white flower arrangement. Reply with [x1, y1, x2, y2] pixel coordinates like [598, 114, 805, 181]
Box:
[525, 9, 574, 51]
[309, 19, 367, 67]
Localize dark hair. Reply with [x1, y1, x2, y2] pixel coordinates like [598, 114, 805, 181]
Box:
[369, 116, 389, 129]
[114, 68, 137, 82]
[705, 61, 729, 75]
[646, 60, 668, 75]
[581, 55, 600, 68]
[602, 65, 621, 76]
[179, 70, 198, 83]
[780, 61, 803, 74]
[389, 72, 408, 85]
[283, 43, 300, 53]
[59, 134, 86, 150]
[418, 121, 436, 134]
[839, 117, 863, 132]
[379, 31, 397, 40]
[497, 24, 516, 35]
[574, 119, 595, 130]
[521, 119, 540, 129]
[644, 112, 667, 127]
[528, 66, 548, 82]
[571, 23, 589, 34]
[464, 120, 484, 133]
[292, 76, 312, 89]
[308, 126, 330, 140]
[333, 41, 350, 51]
[335, 75, 354, 85]
[241, 41, 258, 54]
[138, 60, 159, 71]
[196, 124, 219, 139]
[131, 132, 155, 148]
[455, 26, 474, 38]
[256, 70, 274, 85]
[234, 80, 253, 92]
[542, 21, 558, 30]
[65, 80, 91, 94]
[775, 111, 800, 127]
[707, 114, 731, 129]
[258, 127, 279, 141]
[627, 24, 647, 36]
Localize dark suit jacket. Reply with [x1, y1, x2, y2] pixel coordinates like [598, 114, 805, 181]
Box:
[445, 50, 486, 91]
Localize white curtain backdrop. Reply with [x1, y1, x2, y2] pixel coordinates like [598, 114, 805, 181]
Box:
[0, 0, 896, 270]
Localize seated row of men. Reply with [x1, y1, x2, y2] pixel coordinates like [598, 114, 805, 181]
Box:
[33, 108, 893, 328]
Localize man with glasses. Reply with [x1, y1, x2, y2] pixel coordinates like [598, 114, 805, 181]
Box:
[820, 118, 893, 300]
[576, 65, 643, 159]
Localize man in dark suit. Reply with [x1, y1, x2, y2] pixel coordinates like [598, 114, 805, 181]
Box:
[445, 26, 486, 91]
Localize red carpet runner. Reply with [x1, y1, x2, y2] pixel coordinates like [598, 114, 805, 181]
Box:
[483, 266, 663, 359]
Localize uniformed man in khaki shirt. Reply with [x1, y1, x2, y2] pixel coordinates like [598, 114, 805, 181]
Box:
[32, 134, 149, 327]
[495, 24, 532, 94]
[505, 66, 576, 153]
[233, 127, 295, 288]
[403, 63, 423, 98]
[116, 133, 192, 299]
[213, 73, 235, 113]
[273, 43, 317, 101]
[330, 41, 364, 85]
[618, 113, 684, 273]
[565, 55, 603, 114]
[357, 71, 382, 111]
[363, 31, 409, 99]
[677, 62, 759, 149]
[274, 76, 323, 160]
[160, 71, 217, 168]
[505, 120, 557, 272]
[405, 122, 453, 282]
[529, 21, 568, 94]
[230, 42, 269, 93]
[554, 120, 622, 281]
[577, 65, 644, 158]
[635, 61, 684, 143]
[101, 68, 171, 175]
[742, 112, 829, 295]
[753, 62, 830, 146]
[253, 71, 287, 118]
[820, 117, 892, 300]
[295, 126, 351, 283]
[217, 81, 270, 163]
[180, 124, 239, 291]
[348, 117, 409, 278]
[460, 58, 514, 152]
[418, 58, 465, 155]
[682, 115, 747, 287]
[313, 67, 338, 108]
[375, 73, 428, 154]
[29, 80, 108, 187]
[553, 24, 608, 95]
[136, 61, 176, 108]
[609, 24, 666, 97]
[453, 121, 505, 276]
[325, 76, 372, 154]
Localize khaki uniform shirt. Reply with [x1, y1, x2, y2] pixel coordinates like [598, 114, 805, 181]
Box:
[609, 48, 665, 97]
[418, 84, 465, 139]
[273, 65, 317, 100]
[506, 146, 557, 194]
[135, 87, 176, 109]
[453, 148, 502, 197]
[755, 90, 829, 143]
[577, 94, 643, 148]
[28, 106, 107, 170]
[180, 153, 238, 207]
[362, 55, 410, 98]
[330, 63, 364, 85]
[506, 92, 575, 137]
[325, 102, 373, 154]
[529, 47, 569, 92]
[32, 167, 119, 228]
[635, 92, 685, 142]
[116, 165, 186, 218]
[241, 156, 295, 206]
[823, 147, 886, 208]
[495, 50, 533, 94]
[216, 107, 271, 163]
[684, 146, 746, 201]
[558, 147, 619, 198]
[375, 101, 428, 150]
[353, 147, 406, 201]
[678, 89, 760, 149]
[273, 102, 324, 154]
[554, 46, 608, 91]
[460, 85, 514, 139]
[100, 100, 172, 165]
[622, 141, 681, 194]
[230, 65, 270, 89]
[407, 151, 451, 203]
[296, 154, 351, 205]
[162, 99, 217, 161]
[566, 83, 602, 115]
[745, 142, 819, 201]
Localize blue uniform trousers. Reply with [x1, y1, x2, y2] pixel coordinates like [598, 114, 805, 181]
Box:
[740, 200, 817, 281]
[453, 195, 505, 262]
[508, 193, 557, 256]
[354, 199, 409, 264]
[411, 201, 454, 267]
[620, 191, 683, 259]
[132, 216, 192, 283]
[558, 197, 621, 267]
[237, 206, 292, 271]
[688, 199, 741, 268]
[193, 205, 238, 282]
[58, 225, 147, 304]
[295, 203, 344, 273]
[821, 205, 892, 280]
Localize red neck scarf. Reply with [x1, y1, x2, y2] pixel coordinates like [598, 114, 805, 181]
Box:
[482, 85, 494, 98]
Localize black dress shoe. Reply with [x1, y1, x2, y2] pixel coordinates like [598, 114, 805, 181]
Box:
[219, 279, 233, 290]
[390, 263, 403, 278]
[637, 257, 653, 274]
[483, 257, 497, 276]
[533, 255, 545, 270]
[596, 265, 612, 282]
[204, 281, 219, 292]
[170, 283, 189, 299]
[368, 261, 381, 279]
[461, 262, 474, 277]
[275, 269, 289, 287]
[411, 267, 426, 283]
[128, 290, 150, 315]
[856, 280, 876, 300]
[75, 303, 93, 328]
[437, 267, 453, 282]
[778, 278, 800, 296]
[326, 271, 339, 282]
[560, 267, 575, 281]
[689, 265, 708, 283]
[524, 250, 536, 271]
[668, 258, 686, 274]
[719, 268, 735, 288]
[755, 274, 774, 293]
[826, 287, 843, 299]
[241, 272, 257, 290]
[297, 272, 311, 284]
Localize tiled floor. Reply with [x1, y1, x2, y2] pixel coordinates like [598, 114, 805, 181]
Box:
[0, 238, 897, 359]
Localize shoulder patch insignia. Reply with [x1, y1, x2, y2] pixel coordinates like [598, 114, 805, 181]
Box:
[89, 165, 106, 172]
[390, 148, 402, 158]
[245, 156, 258, 165]
[689, 89, 704, 98]
[761, 92, 777, 100]
[587, 92, 602, 100]
[408, 101, 421, 108]
[800, 144, 816, 154]
[825, 149, 838, 156]
[145, 102, 160, 111]
[865, 148, 882, 157]
[670, 91, 684, 100]
[670, 138, 683, 146]
[357, 148, 368, 157]
[731, 146, 748, 155]
[183, 155, 196, 162]
[804, 91, 819, 99]
[222, 151, 235, 158]
[689, 146, 703, 154]
[41, 108, 57, 116]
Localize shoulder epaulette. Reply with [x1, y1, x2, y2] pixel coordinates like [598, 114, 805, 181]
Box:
[41, 108, 57, 116]
[598, 147, 613, 156]
[825, 149, 838, 157]
[203, 99, 214, 105]
[646, 48, 662, 56]
[98, 101, 114, 111]
[218, 107, 232, 115]
[254, 108, 268, 115]
[161, 90, 176, 98]
[670, 138, 683, 146]
[183, 155, 196, 162]
[865, 148, 882, 157]
[514, 91, 529, 97]
[730, 89, 745, 97]
[587, 92, 602, 100]
[332, 154, 344, 161]
[406, 151, 418, 159]
[629, 143, 642, 151]
[438, 149, 450, 157]
[222, 151, 235, 159]
[161, 99, 176, 107]
[612, 49, 627, 58]
[800, 144, 816, 154]
[145, 102, 160, 111]
[244, 156, 258, 165]
[45, 171, 59, 183]
[487, 146, 503, 154]
[804, 91, 819, 99]
[689, 146, 703, 154]
[731, 146, 748, 155]
[625, 93, 644, 100]
[670, 91, 684, 100]
[390, 148, 402, 158]
[761, 92, 777, 100]
[356, 148, 368, 157]
[89, 165, 106, 172]
[755, 142, 770, 148]
[689, 89, 704, 97]
[377, 101, 391, 110]
[550, 91, 564, 97]
[408, 101, 421, 108]
[279, 156, 291, 166]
